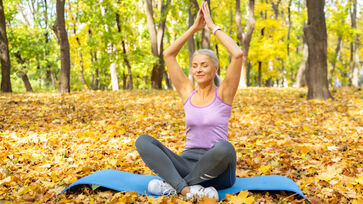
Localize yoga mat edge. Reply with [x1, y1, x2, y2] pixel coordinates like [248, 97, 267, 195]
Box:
[62, 169, 306, 200]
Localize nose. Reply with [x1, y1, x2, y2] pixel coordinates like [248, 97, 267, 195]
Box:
[195, 66, 203, 72]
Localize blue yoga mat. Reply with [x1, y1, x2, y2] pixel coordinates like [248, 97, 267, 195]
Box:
[62, 169, 306, 200]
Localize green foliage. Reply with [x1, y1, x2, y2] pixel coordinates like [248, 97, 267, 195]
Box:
[2, 0, 362, 91]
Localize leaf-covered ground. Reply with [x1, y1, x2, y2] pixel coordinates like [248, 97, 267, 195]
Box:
[0, 87, 362, 203]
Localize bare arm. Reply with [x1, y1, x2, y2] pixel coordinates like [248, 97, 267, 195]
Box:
[163, 6, 206, 102]
[201, 2, 243, 104]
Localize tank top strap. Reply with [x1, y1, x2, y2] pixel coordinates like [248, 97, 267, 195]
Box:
[184, 89, 198, 105]
[215, 86, 218, 96]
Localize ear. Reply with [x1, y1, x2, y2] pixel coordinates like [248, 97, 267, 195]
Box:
[215, 65, 219, 73]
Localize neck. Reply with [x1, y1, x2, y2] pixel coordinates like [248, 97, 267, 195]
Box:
[197, 83, 215, 99]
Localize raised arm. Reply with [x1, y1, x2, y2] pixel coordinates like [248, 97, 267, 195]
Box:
[201, 2, 243, 104]
[163, 6, 206, 102]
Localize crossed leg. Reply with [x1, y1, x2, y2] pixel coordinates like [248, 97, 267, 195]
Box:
[135, 135, 236, 193]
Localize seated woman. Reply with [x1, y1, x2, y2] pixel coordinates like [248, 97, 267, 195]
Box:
[135, 1, 243, 201]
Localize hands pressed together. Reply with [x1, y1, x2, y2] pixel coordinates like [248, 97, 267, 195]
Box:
[192, 1, 216, 32]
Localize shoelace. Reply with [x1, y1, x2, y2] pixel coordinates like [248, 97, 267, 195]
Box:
[194, 187, 217, 200]
[161, 182, 177, 195]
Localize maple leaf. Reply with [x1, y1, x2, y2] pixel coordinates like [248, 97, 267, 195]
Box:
[229, 191, 255, 204]
[199, 196, 218, 204]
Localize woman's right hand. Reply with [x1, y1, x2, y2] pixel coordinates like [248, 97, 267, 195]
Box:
[191, 3, 206, 32]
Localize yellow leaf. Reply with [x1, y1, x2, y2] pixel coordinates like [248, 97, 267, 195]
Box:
[229, 190, 255, 204]
[199, 196, 218, 204]
[258, 164, 272, 174]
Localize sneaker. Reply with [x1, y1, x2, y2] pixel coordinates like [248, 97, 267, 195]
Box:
[147, 179, 177, 196]
[185, 185, 219, 201]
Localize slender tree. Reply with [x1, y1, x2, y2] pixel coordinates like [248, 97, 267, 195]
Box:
[187, 0, 197, 84]
[295, 37, 308, 87]
[72, 3, 88, 90]
[0, 0, 12, 92]
[236, 0, 255, 88]
[201, 0, 211, 49]
[349, 0, 359, 86]
[115, 13, 133, 90]
[53, 0, 71, 93]
[88, 28, 99, 90]
[303, 0, 332, 100]
[329, 36, 342, 86]
[100, 0, 118, 91]
[43, 0, 56, 89]
[14, 53, 33, 92]
[144, 0, 171, 89]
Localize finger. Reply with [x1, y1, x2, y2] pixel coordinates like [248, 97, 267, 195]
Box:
[201, 3, 206, 12]
[202, 1, 206, 7]
[202, 6, 209, 17]
[202, 3, 209, 15]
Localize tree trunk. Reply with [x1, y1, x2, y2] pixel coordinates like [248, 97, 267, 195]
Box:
[145, 0, 171, 89]
[20, 72, 33, 92]
[287, 0, 292, 56]
[100, 1, 118, 91]
[349, 0, 359, 86]
[329, 36, 342, 86]
[95, 52, 99, 89]
[258, 61, 262, 86]
[14, 53, 33, 92]
[303, 0, 332, 100]
[78, 53, 88, 89]
[90, 50, 97, 90]
[295, 37, 308, 87]
[109, 61, 118, 90]
[115, 13, 133, 90]
[201, 0, 211, 49]
[187, 3, 196, 84]
[247, 62, 251, 86]
[88, 28, 99, 90]
[99, 0, 118, 91]
[43, 0, 55, 90]
[72, 9, 88, 91]
[122, 71, 127, 89]
[121, 40, 133, 89]
[0, 0, 12, 92]
[53, 0, 71, 93]
[236, 0, 255, 88]
[164, 71, 173, 89]
[270, 0, 281, 18]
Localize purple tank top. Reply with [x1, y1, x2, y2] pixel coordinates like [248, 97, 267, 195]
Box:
[183, 87, 232, 150]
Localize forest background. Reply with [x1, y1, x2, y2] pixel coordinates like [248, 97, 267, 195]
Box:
[1, 0, 362, 92]
[0, 0, 363, 203]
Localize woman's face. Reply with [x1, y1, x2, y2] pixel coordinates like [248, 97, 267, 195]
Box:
[192, 54, 218, 85]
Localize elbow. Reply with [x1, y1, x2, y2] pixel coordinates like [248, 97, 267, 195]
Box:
[163, 50, 169, 59]
[233, 50, 243, 59]
[163, 50, 169, 58]
[163, 49, 173, 59]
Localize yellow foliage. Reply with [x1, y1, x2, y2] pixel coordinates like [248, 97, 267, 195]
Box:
[0, 87, 362, 203]
[229, 191, 255, 204]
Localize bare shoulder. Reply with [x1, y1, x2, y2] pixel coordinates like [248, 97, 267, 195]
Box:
[180, 83, 195, 104]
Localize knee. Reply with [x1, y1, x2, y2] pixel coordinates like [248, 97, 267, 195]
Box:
[135, 134, 154, 152]
[212, 141, 236, 160]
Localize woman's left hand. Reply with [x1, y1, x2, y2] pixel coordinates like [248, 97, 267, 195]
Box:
[201, 1, 215, 31]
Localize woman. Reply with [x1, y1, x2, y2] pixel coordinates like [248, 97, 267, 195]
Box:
[135, 1, 243, 201]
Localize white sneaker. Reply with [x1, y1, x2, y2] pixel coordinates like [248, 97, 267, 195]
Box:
[147, 179, 177, 196]
[185, 185, 219, 201]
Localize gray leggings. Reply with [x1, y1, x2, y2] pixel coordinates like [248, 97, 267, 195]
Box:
[135, 134, 236, 193]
